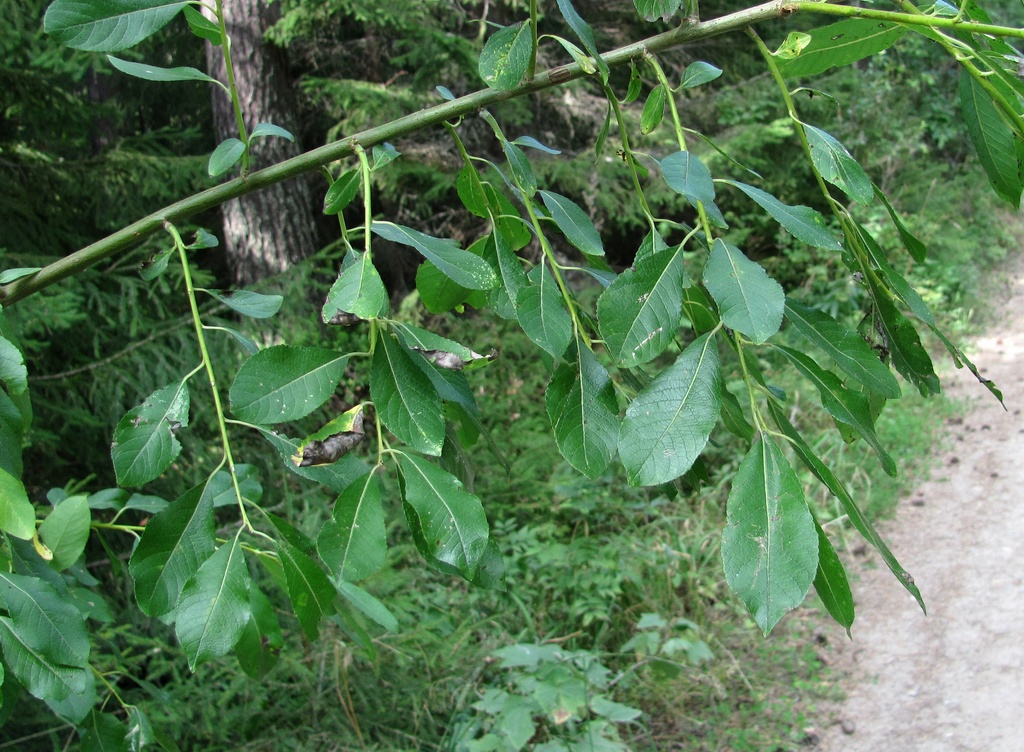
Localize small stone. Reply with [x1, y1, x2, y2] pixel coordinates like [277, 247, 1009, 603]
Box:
[911, 498, 925, 507]
[841, 720, 856, 735]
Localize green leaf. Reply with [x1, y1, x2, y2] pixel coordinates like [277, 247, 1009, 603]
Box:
[959, 70, 1024, 207]
[661, 151, 715, 207]
[126, 706, 156, 752]
[0, 573, 89, 702]
[175, 535, 251, 670]
[590, 696, 642, 722]
[335, 581, 398, 632]
[775, 344, 896, 477]
[804, 125, 873, 205]
[722, 180, 841, 250]
[44, 0, 186, 52]
[774, 31, 811, 60]
[128, 480, 216, 617]
[322, 251, 388, 322]
[0, 336, 27, 395]
[545, 340, 619, 479]
[539, 191, 604, 257]
[323, 170, 360, 215]
[0, 466, 35, 540]
[217, 325, 259, 355]
[680, 61, 722, 89]
[874, 186, 926, 263]
[372, 222, 497, 290]
[416, 261, 470, 313]
[503, 142, 537, 197]
[618, 333, 720, 486]
[703, 239, 784, 344]
[269, 515, 337, 641]
[0, 267, 42, 284]
[371, 332, 445, 455]
[188, 228, 219, 249]
[471, 537, 507, 591]
[457, 165, 489, 217]
[205, 289, 283, 319]
[479, 21, 533, 90]
[139, 248, 172, 281]
[813, 521, 854, 635]
[641, 84, 666, 134]
[249, 122, 294, 141]
[784, 298, 901, 399]
[234, 584, 284, 680]
[870, 286, 940, 397]
[766, 399, 924, 613]
[106, 55, 222, 88]
[38, 494, 90, 571]
[372, 143, 401, 171]
[778, 19, 907, 79]
[182, 5, 220, 44]
[208, 138, 246, 177]
[258, 428, 369, 494]
[633, 0, 681, 23]
[719, 382, 754, 441]
[111, 379, 190, 488]
[722, 434, 818, 635]
[398, 454, 489, 580]
[516, 264, 573, 357]
[598, 242, 686, 368]
[513, 135, 561, 155]
[80, 710, 128, 752]
[555, 0, 609, 82]
[229, 345, 348, 424]
[550, 35, 598, 75]
[317, 472, 386, 583]
[488, 217, 531, 319]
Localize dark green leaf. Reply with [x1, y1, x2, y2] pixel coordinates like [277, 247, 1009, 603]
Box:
[661, 151, 715, 206]
[80, 710, 128, 752]
[416, 261, 471, 313]
[335, 581, 398, 631]
[372, 222, 497, 290]
[471, 537, 507, 591]
[229, 345, 348, 424]
[38, 494, 90, 571]
[618, 333, 720, 486]
[371, 332, 445, 455]
[323, 170, 360, 215]
[545, 340, 619, 479]
[188, 228, 219, 249]
[718, 382, 754, 441]
[44, 0, 187, 52]
[722, 180, 842, 250]
[681, 284, 720, 334]
[111, 379, 190, 488]
[182, 5, 220, 44]
[128, 480, 216, 617]
[234, 585, 283, 680]
[778, 19, 907, 78]
[372, 143, 401, 171]
[722, 434, 818, 635]
[0, 336, 27, 395]
[488, 220, 530, 320]
[208, 138, 246, 177]
[870, 286, 940, 397]
[175, 535, 251, 669]
[126, 706, 156, 752]
[269, 515, 336, 641]
[322, 251, 388, 322]
[813, 521, 854, 635]
[598, 242, 686, 367]
[680, 61, 722, 89]
[317, 472, 386, 583]
[139, 248, 172, 281]
[784, 298, 901, 398]
[258, 428, 369, 494]
[633, 0, 682, 23]
[804, 125, 873, 205]
[555, 0, 609, 82]
[398, 454, 489, 580]
[516, 264, 573, 357]
[703, 239, 784, 344]
[479, 22, 533, 90]
[874, 186, 926, 263]
[107, 55, 221, 87]
[0, 466, 34, 540]
[503, 142, 536, 197]
[539, 190, 604, 257]
[205, 289, 283, 319]
[641, 84, 666, 134]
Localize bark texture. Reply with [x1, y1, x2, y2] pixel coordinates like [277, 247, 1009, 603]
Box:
[206, 0, 316, 284]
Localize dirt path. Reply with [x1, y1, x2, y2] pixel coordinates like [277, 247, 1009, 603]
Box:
[818, 263, 1024, 752]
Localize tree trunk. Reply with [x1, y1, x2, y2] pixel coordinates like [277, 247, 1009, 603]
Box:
[206, 0, 317, 285]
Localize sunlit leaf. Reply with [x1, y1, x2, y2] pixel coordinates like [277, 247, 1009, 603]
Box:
[44, 0, 187, 52]
[722, 180, 841, 250]
[479, 21, 533, 90]
[703, 239, 784, 345]
[804, 124, 873, 205]
[229, 345, 348, 424]
[0, 466, 35, 540]
[778, 19, 906, 78]
[323, 170, 360, 215]
[0, 336, 28, 395]
[372, 222, 497, 290]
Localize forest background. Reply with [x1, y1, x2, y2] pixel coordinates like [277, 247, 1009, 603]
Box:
[2, 0, 1022, 749]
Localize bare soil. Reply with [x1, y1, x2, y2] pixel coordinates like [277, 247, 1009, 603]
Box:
[816, 263, 1024, 752]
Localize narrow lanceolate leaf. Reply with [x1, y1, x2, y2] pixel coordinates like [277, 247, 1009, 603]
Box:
[111, 379, 189, 488]
[618, 333, 720, 486]
[372, 222, 497, 290]
[175, 535, 251, 670]
[722, 181, 842, 250]
[335, 582, 399, 631]
[317, 472, 387, 583]
[775, 345, 896, 477]
[778, 19, 906, 79]
[371, 332, 445, 455]
[766, 399, 925, 613]
[634, 0, 682, 23]
[129, 480, 216, 617]
[804, 125, 873, 205]
[38, 494, 91, 571]
[479, 21, 533, 90]
[661, 151, 715, 207]
[545, 340, 619, 479]
[813, 521, 855, 635]
[0, 573, 89, 701]
[322, 251, 388, 322]
[874, 186, 927, 263]
[398, 454, 490, 580]
[704, 239, 784, 344]
[960, 69, 1024, 207]
[503, 141, 537, 197]
[0, 466, 35, 540]
[555, 0, 609, 81]
[205, 289, 283, 319]
[516, 264, 573, 358]
[44, 0, 187, 52]
[208, 138, 246, 177]
[230, 345, 348, 424]
[106, 55, 222, 88]
[539, 191, 604, 257]
[784, 298, 901, 399]
[269, 515, 336, 641]
[598, 243, 686, 367]
[871, 287, 940, 397]
[723, 435, 818, 635]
